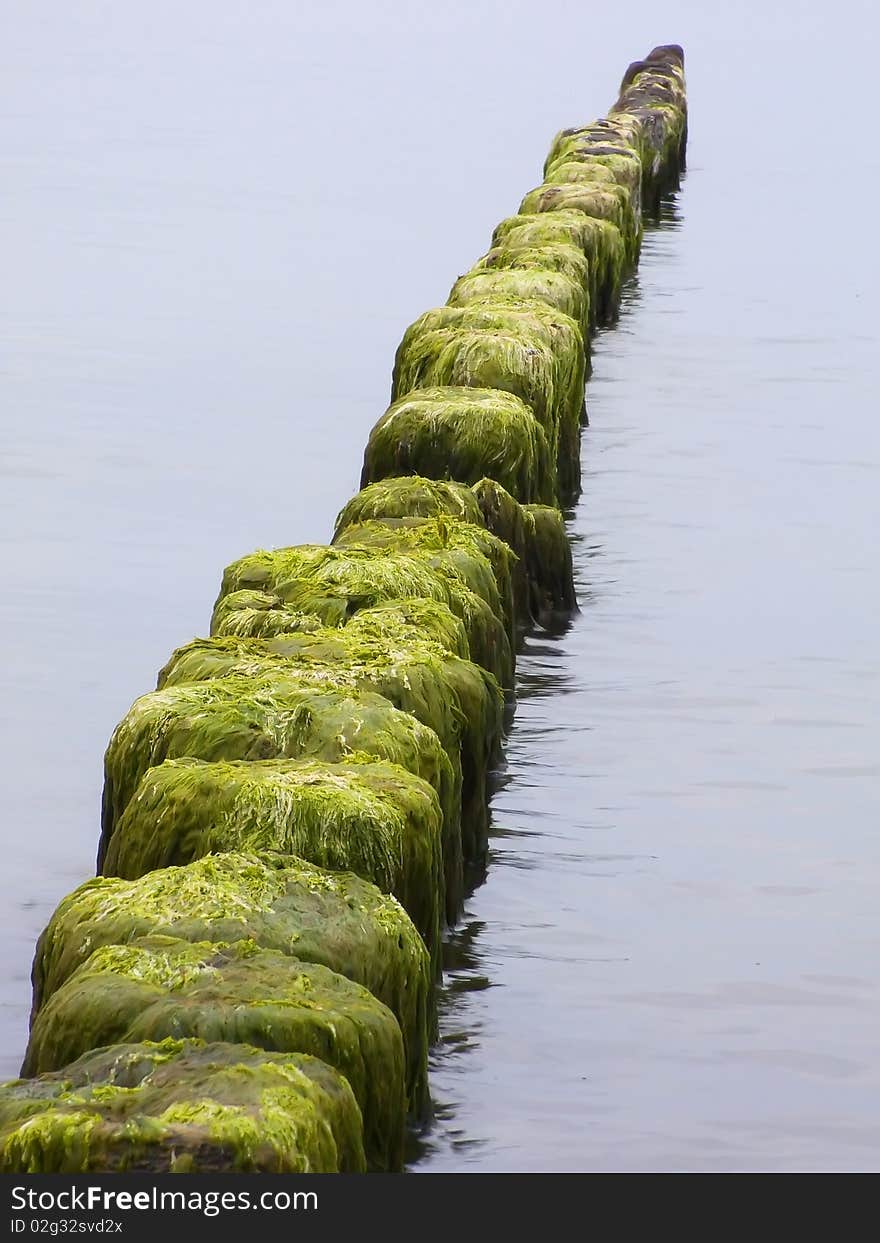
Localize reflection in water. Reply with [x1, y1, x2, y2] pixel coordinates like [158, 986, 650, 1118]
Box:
[409, 222, 670, 1168]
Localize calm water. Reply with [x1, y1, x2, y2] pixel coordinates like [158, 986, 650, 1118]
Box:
[3, 3, 879, 1172]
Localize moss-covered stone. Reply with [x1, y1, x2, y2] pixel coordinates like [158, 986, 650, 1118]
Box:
[490, 211, 625, 325]
[22, 939, 406, 1172]
[359, 387, 556, 508]
[1, 1039, 365, 1173]
[100, 679, 455, 881]
[103, 758, 445, 972]
[471, 479, 576, 619]
[391, 302, 585, 502]
[30, 853, 432, 1117]
[158, 627, 504, 871]
[213, 542, 509, 686]
[334, 476, 483, 535]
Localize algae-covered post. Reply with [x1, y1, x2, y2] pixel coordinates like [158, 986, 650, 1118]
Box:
[22, 938, 408, 1173]
[360, 387, 557, 507]
[99, 679, 457, 874]
[1, 1040, 367, 1174]
[102, 757, 447, 969]
[155, 630, 503, 874]
[31, 854, 434, 1117]
[4, 44, 686, 1177]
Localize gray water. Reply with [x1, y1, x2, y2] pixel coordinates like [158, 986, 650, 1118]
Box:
[3, 2, 879, 1173]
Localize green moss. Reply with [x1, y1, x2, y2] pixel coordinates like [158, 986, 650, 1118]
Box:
[470, 480, 576, 619]
[22, 939, 406, 1172]
[359, 387, 556, 508]
[1, 1038, 365, 1173]
[30, 853, 432, 1117]
[158, 625, 504, 871]
[100, 679, 455, 885]
[391, 302, 585, 502]
[334, 476, 483, 535]
[102, 757, 445, 974]
[490, 210, 625, 324]
[213, 542, 510, 687]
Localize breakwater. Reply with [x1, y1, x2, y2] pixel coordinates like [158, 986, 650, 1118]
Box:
[1, 46, 686, 1173]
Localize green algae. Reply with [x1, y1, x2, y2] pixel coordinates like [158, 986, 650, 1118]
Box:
[213, 542, 510, 686]
[157, 626, 504, 870]
[359, 387, 556, 507]
[334, 476, 483, 535]
[217, 591, 472, 664]
[1, 1038, 365, 1173]
[522, 503, 578, 616]
[391, 302, 585, 501]
[218, 541, 506, 641]
[100, 678, 455, 881]
[544, 144, 643, 202]
[210, 591, 326, 641]
[464, 242, 592, 344]
[551, 159, 616, 182]
[449, 268, 590, 350]
[519, 180, 641, 269]
[22, 939, 406, 1172]
[471, 478, 576, 619]
[612, 46, 687, 171]
[473, 240, 592, 286]
[332, 515, 517, 655]
[547, 45, 687, 218]
[102, 758, 446, 974]
[346, 597, 471, 660]
[543, 139, 643, 214]
[30, 853, 432, 1117]
[470, 477, 534, 622]
[490, 210, 625, 324]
